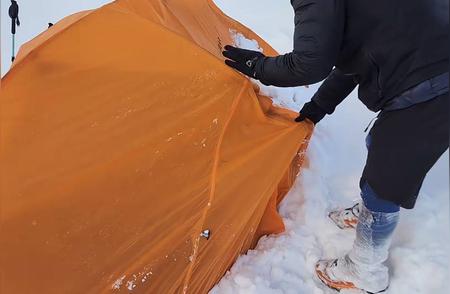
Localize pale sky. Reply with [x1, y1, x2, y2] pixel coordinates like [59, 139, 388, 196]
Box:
[1, 0, 112, 76]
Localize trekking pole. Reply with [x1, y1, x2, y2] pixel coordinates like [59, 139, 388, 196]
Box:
[9, 0, 20, 62]
[12, 34, 15, 61]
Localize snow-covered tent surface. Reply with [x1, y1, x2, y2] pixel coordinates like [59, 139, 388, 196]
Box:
[0, 0, 312, 293]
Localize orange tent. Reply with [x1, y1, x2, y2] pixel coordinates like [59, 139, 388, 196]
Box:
[0, 0, 313, 293]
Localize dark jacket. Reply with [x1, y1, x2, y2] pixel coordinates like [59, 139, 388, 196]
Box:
[254, 0, 449, 113]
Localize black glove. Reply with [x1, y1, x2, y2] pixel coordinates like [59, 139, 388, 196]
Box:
[295, 101, 327, 124]
[9, 0, 20, 34]
[222, 45, 265, 79]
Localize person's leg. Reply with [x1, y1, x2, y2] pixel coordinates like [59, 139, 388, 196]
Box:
[316, 184, 399, 293]
[317, 93, 448, 292]
[347, 183, 400, 291]
[317, 116, 401, 293]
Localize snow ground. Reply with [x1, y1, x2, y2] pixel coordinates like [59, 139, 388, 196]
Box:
[1, 1, 448, 293]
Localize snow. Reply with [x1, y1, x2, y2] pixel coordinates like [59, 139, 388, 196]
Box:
[231, 30, 264, 53]
[1, 1, 448, 293]
[126, 279, 136, 291]
[112, 275, 126, 290]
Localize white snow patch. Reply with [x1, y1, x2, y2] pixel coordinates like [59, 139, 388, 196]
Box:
[141, 274, 149, 283]
[231, 30, 263, 53]
[112, 275, 126, 290]
[126, 280, 136, 291]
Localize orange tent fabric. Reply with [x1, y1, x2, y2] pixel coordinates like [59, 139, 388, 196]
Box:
[0, 0, 313, 293]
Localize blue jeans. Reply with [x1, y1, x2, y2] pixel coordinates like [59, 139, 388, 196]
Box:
[359, 134, 400, 246]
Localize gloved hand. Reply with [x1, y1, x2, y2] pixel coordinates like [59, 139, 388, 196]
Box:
[222, 45, 265, 79]
[295, 100, 327, 124]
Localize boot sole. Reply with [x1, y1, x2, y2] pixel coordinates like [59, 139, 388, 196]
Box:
[315, 260, 389, 294]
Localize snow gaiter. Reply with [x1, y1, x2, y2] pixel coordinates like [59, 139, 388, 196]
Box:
[345, 183, 400, 292]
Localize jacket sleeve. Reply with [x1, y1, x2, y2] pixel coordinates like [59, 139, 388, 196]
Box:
[255, 0, 345, 87]
[312, 68, 358, 114]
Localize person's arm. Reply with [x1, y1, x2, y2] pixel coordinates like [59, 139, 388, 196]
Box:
[296, 69, 358, 123]
[312, 68, 358, 114]
[223, 0, 345, 87]
[261, 0, 346, 87]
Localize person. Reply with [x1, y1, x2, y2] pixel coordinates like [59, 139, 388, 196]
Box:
[222, 0, 449, 293]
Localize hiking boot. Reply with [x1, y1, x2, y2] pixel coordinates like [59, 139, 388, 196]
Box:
[315, 257, 389, 294]
[317, 203, 399, 293]
[329, 203, 360, 230]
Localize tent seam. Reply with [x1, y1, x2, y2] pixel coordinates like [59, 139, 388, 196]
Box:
[181, 79, 249, 293]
